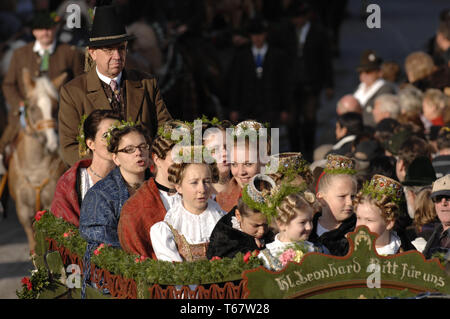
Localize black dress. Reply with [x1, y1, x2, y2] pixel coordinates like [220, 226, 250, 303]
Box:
[206, 208, 275, 259]
[308, 212, 356, 257]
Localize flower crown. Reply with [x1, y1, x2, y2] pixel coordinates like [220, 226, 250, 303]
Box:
[157, 120, 193, 143]
[77, 114, 89, 157]
[266, 152, 311, 180]
[233, 120, 270, 139]
[104, 119, 138, 147]
[196, 115, 228, 128]
[242, 174, 305, 224]
[323, 154, 357, 175]
[360, 174, 404, 205]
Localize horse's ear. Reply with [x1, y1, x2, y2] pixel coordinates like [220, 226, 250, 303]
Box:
[52, 72, 68, 90]
[22, 68, 35, 94]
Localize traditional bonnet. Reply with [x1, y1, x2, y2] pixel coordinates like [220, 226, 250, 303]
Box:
[242, 174, 304, 223]
[360, 174, 404, 205]
[234, 120, 269, 138]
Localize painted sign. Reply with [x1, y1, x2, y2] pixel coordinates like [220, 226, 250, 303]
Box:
[242, 226, 449, 299]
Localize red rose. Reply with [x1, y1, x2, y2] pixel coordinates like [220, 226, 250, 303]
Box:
[34, 210, 46, 221]
[243, 251, 252, 263]
[93, 249, 100, 256]
[140, 256, 146, 261]
[252, 250, 260, 257]
[21, 277, 32, 290]
[210, 256, 221, 261]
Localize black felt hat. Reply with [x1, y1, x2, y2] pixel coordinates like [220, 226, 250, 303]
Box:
[30, 10, 61, 29]
[402, 156, 437, 186]
[87, 5, 135, 47]
[357, 49, 383, 72]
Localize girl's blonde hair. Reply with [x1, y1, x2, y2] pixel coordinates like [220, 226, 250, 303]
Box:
[275, 191, 319, 225]
[317, 173, 358, 194]
[167, 162, 219, 185]
[353, 193, 399, 224]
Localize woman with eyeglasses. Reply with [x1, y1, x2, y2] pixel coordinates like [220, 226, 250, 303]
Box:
[51, 109, 120, 227]
[79, 122, 150, 298]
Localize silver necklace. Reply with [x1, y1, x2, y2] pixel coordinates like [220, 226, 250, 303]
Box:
[89, 166, 104, 179]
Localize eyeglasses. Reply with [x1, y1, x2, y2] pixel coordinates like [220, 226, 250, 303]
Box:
[432, 195, 450, 203]
[117, 143, 150, 154]
[99, 44, 127, 56]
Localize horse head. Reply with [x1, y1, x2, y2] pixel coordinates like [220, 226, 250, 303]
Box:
[22, 68, 67, 154]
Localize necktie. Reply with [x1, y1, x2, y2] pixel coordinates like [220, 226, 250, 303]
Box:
[40, 50, 50, 72]
[109, 79, 120, 103]
[255, 53, 263, 67]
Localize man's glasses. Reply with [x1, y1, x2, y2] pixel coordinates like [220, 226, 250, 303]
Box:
[432, 195, 450, 203]
[100, 44, 127, 56]
[117, 143, 150, 154]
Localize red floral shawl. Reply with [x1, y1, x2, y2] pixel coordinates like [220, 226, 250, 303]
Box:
[118, 178, 167, 259]
[50, 159, 92, 227]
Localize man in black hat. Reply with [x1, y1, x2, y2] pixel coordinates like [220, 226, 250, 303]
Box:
[353, 49, 396, 127]
[0, 10, 84, 166]
[58, 5, 172, 166]
[228, 17, 288, 124]
[270, 0, 334, 161]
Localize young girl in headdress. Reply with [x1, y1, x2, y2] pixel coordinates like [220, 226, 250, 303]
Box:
[215, 120, 269, 212]
[207, 174, 278, 259]
[118, 120, 190, 259]
[309, 154, 358, 256]
[259, 190, 328, 271]
[150, 146, 226, 262]
[354, 174, 416, 255]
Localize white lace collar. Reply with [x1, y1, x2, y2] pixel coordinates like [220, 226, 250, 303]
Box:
[354, 78, 386, 107]
[376, 231, 401, 256]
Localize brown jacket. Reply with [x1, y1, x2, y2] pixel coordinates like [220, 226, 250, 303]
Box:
[58, 67, 172, 166]
[2, 41, 84, 112]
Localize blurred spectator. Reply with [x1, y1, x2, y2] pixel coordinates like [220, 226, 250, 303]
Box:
[271, 0, 334, 161]
[395, 136, 433, 183]
[372, 93, 401, 124]
[328, 112, 363, 156]
[422, 88, 448, 133]
[228, 17, 288, 123]
[398, 85, 423, 115]
[353, 49, 396, 127]
[426, 8, 450, 67]
[336, 94, 362, 115]
[367, 155, 397, 180]
[411, 186, 440, 252]
[373, 118, 400, 154]
[433, 126, 450, 178]
[381, 60, 401, 85]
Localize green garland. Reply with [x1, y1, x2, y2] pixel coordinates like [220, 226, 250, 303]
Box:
[33, 211, 262, 287]
[323, 167, 357, 175]
[241, 183, 305, 224]
[104, 119, 138, 147]
[16, 267, 58, 299]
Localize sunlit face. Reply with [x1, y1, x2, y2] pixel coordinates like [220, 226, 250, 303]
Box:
[89, 41, 127, 78]
[86, 118, 116, 161]
[278, 208, 314, 242]
[32, 27, 56, 47]
[112, 131, 150, 176]
[231, 144, 260, 188]
[317, 175, 356, 222]
[434, 195, 450, 231]
[356, 201, 393, 236]
[175, 164, 213, 214]
[422, 98, 438, 121]
[236, 209, 268, 239]
[204, 130, 230, 177]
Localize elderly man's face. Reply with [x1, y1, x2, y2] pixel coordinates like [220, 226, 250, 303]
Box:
[434, 195, 450, 231]
[359, 69, 381, 86]
[89, 42, 127, 78]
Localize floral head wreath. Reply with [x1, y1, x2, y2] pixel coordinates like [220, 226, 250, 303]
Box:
[196, 115, 228, 128]
[242, 174, 305, 224]
[77, 114, 89, 158]
[323, 154, 357, 175]
[360, 174, 404, 206]
[157, 120, 193, 143]
[267, 152, 311, 180]
[104, 119, 138, 147]
[233, 120, 270, 139]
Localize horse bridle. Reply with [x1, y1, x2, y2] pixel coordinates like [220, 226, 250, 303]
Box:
[22, 101, 57, 134]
